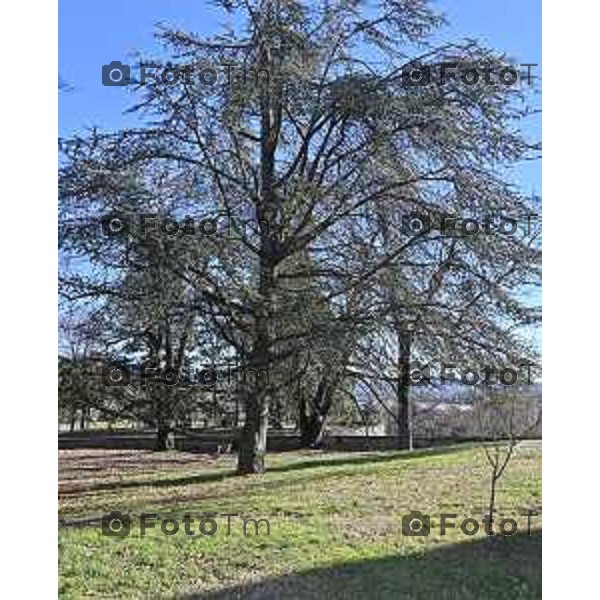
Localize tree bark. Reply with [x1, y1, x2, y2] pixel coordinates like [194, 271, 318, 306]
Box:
[299, 379, 334, 447]
[396, 326, 413, 450]
[298, 392, 309, 441]
[154, 424, 175, 451]
[270, 395, 283, 430]
[488, 472, 498, 524]
[237, 231, 274, 473]
[237, 226, 273, 473]
[154, 389, 174, 451]
[300, 413, 327, 447]
[238, 383, 269, 473]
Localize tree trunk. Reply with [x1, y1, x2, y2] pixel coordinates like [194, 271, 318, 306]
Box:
[300, 414, 326, 447]
[298, 392, 309, 440]
[238, 385, 269, 473]
[237, 248, 273, 474]
[237, 257, 273, 473]
[299, 379, 333, 448]
[270, 396, 283, 430]
[154, 426, 174, 451]
[236, 37, 280, 474]
[488, 472, 498, 524]
[396, 326, 412, 450]
[234, 389, 240, 428]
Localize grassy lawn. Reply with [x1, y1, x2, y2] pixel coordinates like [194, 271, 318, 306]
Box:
[58, 444, 541, 599]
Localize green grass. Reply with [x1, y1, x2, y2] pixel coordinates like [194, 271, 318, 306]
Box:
[59, 444, 541, 599]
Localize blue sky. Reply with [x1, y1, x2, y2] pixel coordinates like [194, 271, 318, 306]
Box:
[59, 0, 541, 176]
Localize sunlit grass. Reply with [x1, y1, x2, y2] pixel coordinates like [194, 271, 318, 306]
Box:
[59, 444, 541, 599]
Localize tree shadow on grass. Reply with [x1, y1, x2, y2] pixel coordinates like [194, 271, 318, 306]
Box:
[267, 444, 473, 474]
[61, 445, 469, 497]
[59, 469, 233, 496]
[180, 530, 541, 600]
